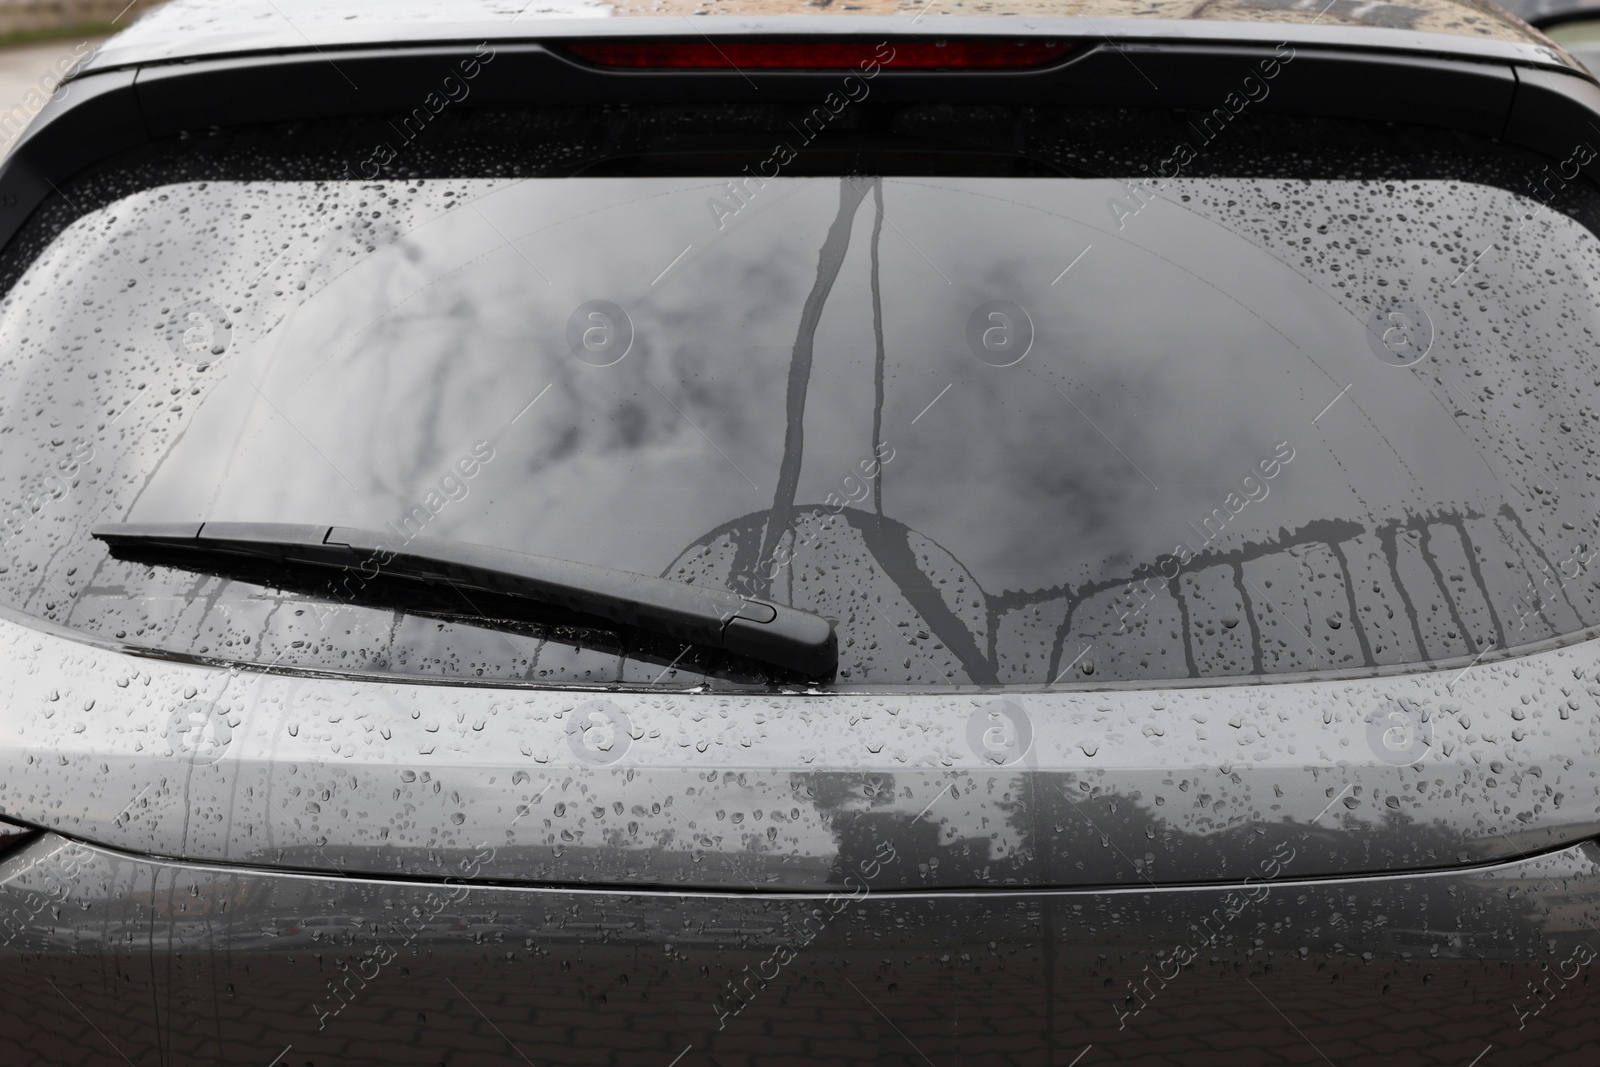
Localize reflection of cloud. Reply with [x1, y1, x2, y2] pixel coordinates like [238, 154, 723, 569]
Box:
[9, 169, 1600, 685]
[86, 175, 1522, 587]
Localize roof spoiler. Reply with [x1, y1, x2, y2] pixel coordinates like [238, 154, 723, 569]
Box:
[0, 37, 1596, 254]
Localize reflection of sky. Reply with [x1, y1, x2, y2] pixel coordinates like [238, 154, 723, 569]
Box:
[15, 175, 1600, 635]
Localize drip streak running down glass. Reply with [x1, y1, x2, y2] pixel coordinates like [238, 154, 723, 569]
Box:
[8, 104, 1600, 689]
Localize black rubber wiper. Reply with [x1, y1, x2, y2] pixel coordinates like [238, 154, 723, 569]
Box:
[92, 522, 837, 677]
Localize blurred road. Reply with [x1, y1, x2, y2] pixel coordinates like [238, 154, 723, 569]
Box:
[0, 36, 105, 154]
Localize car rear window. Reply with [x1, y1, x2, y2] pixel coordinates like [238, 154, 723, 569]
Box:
[2, 103, 1597, 689]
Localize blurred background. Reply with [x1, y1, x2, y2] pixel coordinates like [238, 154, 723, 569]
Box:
[0, 0, 164, 155]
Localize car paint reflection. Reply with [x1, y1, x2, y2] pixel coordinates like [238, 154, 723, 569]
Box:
[0, 833, 1595, 1064]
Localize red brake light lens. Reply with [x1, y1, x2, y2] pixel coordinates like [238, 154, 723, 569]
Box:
[561, 39, 1075, 71]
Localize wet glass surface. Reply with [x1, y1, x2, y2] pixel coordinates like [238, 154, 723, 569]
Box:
[3, 107, 1599, 688]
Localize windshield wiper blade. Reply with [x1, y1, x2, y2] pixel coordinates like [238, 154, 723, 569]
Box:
[92, 522, 837, 677]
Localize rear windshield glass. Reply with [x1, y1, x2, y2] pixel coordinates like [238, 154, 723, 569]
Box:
[2, 104, 1598, 689]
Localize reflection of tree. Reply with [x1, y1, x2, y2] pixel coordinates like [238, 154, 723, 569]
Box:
[803, 768, 1555, 962]
[666, 501, 1542, 687]
[800, 772, 993, 889]
[990, 776, 1557, 961]
[643, 177, 1562, 687]
[753, 178, 871, 601]
[20, 160, 1590, 691]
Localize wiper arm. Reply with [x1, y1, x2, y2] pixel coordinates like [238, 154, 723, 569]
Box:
[91, 522, 837, 677]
